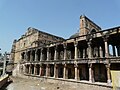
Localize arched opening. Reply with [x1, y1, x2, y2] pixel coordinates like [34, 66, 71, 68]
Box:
[91, 29, 96, 34]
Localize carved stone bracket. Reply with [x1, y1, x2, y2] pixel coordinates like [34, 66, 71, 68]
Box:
[87, 41, 92, 46]
[64, 64, 67, 68]
[103, 34, 109, 42]
[46, 64, 50, 68]
[105, 64, 111, 68]
[86, 33, 93, 42]
[63, 43, 67, 49]
[74, 63, 78, 68]
[74, 41, 78, 47]
[88, 63, 92, 68]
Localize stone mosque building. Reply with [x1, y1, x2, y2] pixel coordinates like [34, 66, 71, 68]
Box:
[11, 15, 120, 87]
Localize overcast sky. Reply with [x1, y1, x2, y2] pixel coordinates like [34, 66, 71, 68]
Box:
[0, 0, 120, 53]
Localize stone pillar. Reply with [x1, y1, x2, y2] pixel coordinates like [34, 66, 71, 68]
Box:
[63, 64, 68, 79]
[40, 48, 43, 61]
[22, 65, 25, 74]
[46, 64, 50, 77]
[64, 44, 67, 60]
[24, 65, 27, 74]
[24, 65, 26, 74]
[112, 45, 116, 56]
[34, 64, 36, 75]
[74, 42, 78, 59]
[85, 48, 88, 58]
[30, 51, 33, 61]
[27, 51, 30, 61]
[105, 64, 111, 85]
[104, 37, 109, 57]
[24, 51, 27, 61]
[39, 64, 42, 76]
[83, 49, 85, 58]
[25, 65, 28, 74]
[26, 65, 28, 74]
[54, 64, 58, 78]
[29, 65, 31, 74]
[47, 47, 49, 61]
[99, 46, 103, 57]
[54, 46, 57, 60]
[75, 64, 79, 80]
[35, 50, 38, 61]
[95, 47, 99, 57]
[88, 41, 92, 58]
[88, 64, 94, 82]
[26, 52, 28, 61]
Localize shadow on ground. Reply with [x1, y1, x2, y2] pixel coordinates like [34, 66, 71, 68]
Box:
[1, 80, 13, 90]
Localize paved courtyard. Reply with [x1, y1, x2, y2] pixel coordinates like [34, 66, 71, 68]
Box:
[1, 77, 76, 90]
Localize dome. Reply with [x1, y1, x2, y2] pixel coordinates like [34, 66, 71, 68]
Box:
[69, 32, 79, 39]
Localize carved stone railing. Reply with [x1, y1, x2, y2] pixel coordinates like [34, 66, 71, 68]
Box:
[21, 56, 120, 65]
[108, 56, 120, 63]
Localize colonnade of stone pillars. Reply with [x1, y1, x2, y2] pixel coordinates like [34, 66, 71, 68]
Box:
[23, 63, 111, 84]
[21, 41, 108, 62]
[22, 38, 113, 85]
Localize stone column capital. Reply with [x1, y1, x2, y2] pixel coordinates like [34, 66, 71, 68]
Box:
[35, 49, 38, 53]
[74, 41, 78, 47]
[54, 64, 58, 68]
[74, 64, 78, 68]
[34, 64, 37, 67]
[63, 43, 67, 49]
[88, 63, 92, 68]
[105, 64, 111, 68]
[54, 45, 58, 50]
[40, 64, 43, 67]
[64, 64, 67, 68]
[41, 48, 43, 52]
[47, 47, 50, 51]
[87, 41, 92, 46]
[46, 64, 50, 68]
[29, 64, 32, 67]
[103, 35, 109, 42]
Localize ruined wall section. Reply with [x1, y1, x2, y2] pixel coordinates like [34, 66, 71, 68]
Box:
[13, 28, 39, 63]
[12, 27, 65, 63]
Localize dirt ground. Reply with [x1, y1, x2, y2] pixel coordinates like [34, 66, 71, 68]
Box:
[1, 76, 76, 90]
